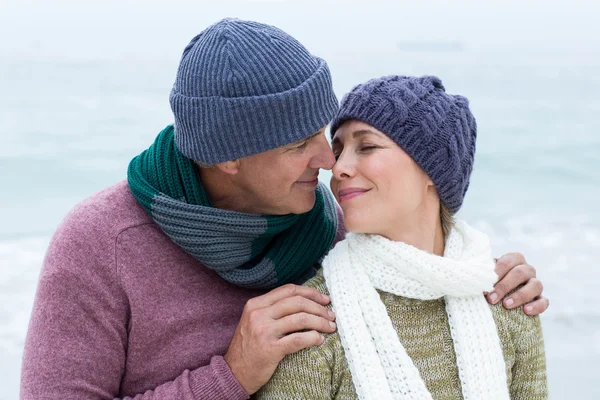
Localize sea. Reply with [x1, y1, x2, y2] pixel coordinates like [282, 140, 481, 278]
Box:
[1, 1, 598, 398]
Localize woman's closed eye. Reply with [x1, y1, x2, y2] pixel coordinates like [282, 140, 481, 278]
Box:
[359, 145, 378, 152]
[333, 145, 378, 160]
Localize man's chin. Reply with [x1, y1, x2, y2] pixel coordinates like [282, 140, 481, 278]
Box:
[289, 193, 317, 215]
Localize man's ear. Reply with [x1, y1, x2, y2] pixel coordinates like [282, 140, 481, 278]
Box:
[215, 159, 241, 175]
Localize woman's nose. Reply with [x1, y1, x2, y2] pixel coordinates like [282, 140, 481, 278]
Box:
[332, 151, 354, 180]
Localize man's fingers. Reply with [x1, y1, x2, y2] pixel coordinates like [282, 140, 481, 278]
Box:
[246, 284, 330, 310]
[494, 252, 528, 281]
[523, 296, 550, 316]
[270, 295, 335, 321]
[277, 330, 325, 356]
[487, 263, 535, 304]
[500, 278, 543, 309]
[275, 312, 336, 336]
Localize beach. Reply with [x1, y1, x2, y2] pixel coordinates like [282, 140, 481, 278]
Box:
[1, 1, 598, 398]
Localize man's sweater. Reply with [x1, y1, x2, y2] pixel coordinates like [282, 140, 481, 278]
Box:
[20, 180, 345, 399]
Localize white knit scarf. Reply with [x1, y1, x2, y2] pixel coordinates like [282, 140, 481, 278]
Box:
[322, 220, 509, 400]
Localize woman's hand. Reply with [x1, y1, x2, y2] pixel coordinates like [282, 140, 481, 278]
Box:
[486, 252, 549, 316]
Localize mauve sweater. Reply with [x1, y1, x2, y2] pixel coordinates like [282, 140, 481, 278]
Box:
[20, 180, 345, 400]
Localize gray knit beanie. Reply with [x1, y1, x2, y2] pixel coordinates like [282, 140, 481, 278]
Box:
[330, 75, 477, 214]
[170, 18, 339, 164]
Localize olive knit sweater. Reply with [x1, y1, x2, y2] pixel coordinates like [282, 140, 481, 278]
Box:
[257, 270, 547, 400]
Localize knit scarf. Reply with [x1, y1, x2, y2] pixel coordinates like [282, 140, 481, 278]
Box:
[127, 125, 338, 290]
[323, 220, 509, 400]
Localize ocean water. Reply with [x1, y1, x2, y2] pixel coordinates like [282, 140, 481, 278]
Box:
[1, 2, 599, 398]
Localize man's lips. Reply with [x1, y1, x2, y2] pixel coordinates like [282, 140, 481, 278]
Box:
[337, 187, 370, 202]
[296, 177, 319, 187]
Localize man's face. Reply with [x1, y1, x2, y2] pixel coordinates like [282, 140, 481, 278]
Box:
[235, 126, 335, 215]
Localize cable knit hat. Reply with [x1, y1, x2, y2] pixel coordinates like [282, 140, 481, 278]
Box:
[330, 75, 477, 213]
[169, 18, 339, 164]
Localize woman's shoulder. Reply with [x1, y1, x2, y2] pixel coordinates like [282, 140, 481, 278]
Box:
[303, 267, 331, 297]
[488, 291, 548, 396]
[258, 268, 351, 398]
[300, 268, 344, 363]
[488, 289, 544, 356]
[489, 287, 542, 332]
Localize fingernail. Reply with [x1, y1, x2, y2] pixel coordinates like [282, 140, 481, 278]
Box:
[489, 292, 498, 303]
[322, 294, 330, 302]
[525, 305, 533, 313]
[329, 321, 336, 329]
[320, 334, 325, 342]
[505, 298, 514, 307]
[328, 310, 336, 320]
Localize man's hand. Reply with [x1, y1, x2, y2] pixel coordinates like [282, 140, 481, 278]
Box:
[224, 284, 336, 395]
[486, 252, 549, 316]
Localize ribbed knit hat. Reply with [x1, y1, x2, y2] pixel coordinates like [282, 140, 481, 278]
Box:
[330, 75, 477, 213]
[169, 18, 339, 164]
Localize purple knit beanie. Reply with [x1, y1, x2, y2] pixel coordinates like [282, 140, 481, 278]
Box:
[330, 75, 477, 214]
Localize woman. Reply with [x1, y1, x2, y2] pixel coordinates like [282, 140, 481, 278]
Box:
[257, 75, 548, 399]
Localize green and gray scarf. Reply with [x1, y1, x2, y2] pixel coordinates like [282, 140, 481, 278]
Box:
[127, 125, 339, 290]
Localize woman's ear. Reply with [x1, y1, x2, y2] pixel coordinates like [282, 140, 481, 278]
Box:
[215, 159, 241, 175]
[420, 168, 435, 188]
[425, 176, 438, 196]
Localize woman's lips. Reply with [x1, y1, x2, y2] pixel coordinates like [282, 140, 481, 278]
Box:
[338, 188, 370, 203]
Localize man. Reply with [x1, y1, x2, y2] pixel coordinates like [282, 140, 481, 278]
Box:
[21, 19, 548, 399]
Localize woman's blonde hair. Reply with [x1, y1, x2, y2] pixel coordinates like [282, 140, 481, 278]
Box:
[440, 202, 455, 239]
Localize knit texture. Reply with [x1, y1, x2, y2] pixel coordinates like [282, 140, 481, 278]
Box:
[329, 76, 477, 213]
[21, 181, 347, 399]
[257, 270, 548, 400]
[21, 181, 256, 400]
[321, 221, 508, 400]
[127, 125, 339, 289]
[169, 18, 339, 164]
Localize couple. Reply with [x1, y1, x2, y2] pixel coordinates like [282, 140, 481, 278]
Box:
[21, 18, 547, 399]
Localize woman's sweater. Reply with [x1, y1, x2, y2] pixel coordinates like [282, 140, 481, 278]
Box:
[257, 269, 547, 400]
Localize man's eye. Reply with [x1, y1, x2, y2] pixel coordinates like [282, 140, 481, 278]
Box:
[291, 140, 309, 150]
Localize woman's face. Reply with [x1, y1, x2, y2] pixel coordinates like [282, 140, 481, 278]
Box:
[330, 120, 435, 236]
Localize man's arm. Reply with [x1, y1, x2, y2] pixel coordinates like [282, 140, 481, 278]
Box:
[486, 252, 549, 316]
[21, 211, 336, 399]
[20, 220, 250, 400]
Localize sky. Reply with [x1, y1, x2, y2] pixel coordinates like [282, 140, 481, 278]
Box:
[1, 0, 598, 64]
